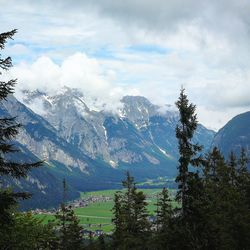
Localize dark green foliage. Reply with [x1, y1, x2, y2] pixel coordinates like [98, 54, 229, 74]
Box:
[55, 179, 84, 250]
[112, 172, 150, 249]
[112, 192, 124, 248]
[155, 188, 172, 232]
[98, 234, 106, 250]
[0, 212, 57, 250]
[237, 148, 250, 208]
[0, 30, 41, 181]
[175, 87, 202, 214]
[0, 30, 42, 225]
[172, 88, 250, 249]
[55, 204, 84, 250]
[0, 31, 39, 190]
[199, 147, 250, 249]
[154, 188, 173, 249]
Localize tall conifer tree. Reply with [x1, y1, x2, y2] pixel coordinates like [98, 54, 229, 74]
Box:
[175, 87, 202, 215]
[112, 172, 150, 249]
[0, 30, 42, 225]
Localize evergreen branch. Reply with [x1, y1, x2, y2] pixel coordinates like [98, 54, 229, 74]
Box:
[0, 161, 43, 178]
[0, 124, 21, 141]
[0, 30, 17, 50]
[0, 79, 17, 99]
[0, 57, 13, 70]
[0, 143, 19, 154]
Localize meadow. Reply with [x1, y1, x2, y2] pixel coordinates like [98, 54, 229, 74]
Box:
[35, 188, 177, 233]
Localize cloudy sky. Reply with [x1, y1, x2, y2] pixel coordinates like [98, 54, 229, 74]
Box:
[1, 0, 250, 130]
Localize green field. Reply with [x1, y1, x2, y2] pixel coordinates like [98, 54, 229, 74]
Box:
[34, 188, 177, 233]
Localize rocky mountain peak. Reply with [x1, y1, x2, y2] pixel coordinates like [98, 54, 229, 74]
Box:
[0, 86, 216, 209]
[15, 87, 215, 171]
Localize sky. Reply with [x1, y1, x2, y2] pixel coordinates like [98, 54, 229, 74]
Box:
[1, 0, 250, 131]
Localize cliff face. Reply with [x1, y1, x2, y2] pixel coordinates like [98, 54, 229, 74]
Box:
[21, 88, 214, 170]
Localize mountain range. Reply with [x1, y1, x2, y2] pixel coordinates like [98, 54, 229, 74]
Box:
[4, 86, 248, 210]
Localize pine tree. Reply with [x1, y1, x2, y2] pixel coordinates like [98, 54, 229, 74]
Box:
[154, 188, 173, 249]
[112, 192, 124, 248]
[56, 204, 83, 250]
[112, 172, 150, 249]
[0, 30, 42, 226]
[155, 188, 172, 232]
[123, 172, 150, 249]
[132, 190, 150, 247]
[228, 151, 237, 185]
[175, 87, 202, 216]
[55, 179, 84, 250]
[238, 148, 248, 174]
[174, 88, 211, 249]
[122, 171, 136, 238]
[237, 148, 250, 208]
[200, 147, 250, 249]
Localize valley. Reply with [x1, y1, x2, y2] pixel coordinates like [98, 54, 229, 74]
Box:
[34, 188, 178, 234]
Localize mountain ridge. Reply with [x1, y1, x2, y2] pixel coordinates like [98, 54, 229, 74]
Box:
[212, 111, 250, 160]
[1, 88, 215, 209]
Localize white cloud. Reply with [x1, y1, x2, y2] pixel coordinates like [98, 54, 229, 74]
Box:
[11, 53, 127, 112]
[196, 105, 250, 131]
[13, 57, 61, 93]
[1, 0, 250, 130]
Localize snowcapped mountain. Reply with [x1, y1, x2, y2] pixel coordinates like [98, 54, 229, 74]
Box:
[0, 87, 215, 209]
[20, 87, 213, 167]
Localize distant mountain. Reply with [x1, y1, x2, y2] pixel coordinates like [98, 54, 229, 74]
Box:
[0, 88, 215, 209]
[0, 95, 123, 209]
[212, 111, 250, 160]
[22, 88, 214, 172]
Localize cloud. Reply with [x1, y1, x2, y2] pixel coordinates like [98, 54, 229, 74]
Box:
[11, 53, 129, 112]
[202, 70, 250, 108]
[78, 0, 250, 36]
[12, 54, 106, 92]
[1, 0, 250, 130]
[53, 0, 250, 51]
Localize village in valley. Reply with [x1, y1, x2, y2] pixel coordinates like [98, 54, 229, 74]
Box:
[32, 195, 113, 215]
[32, 194, 113, 236]
[31, 190, 164, 236]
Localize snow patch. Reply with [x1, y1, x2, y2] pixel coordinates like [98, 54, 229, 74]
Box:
[157, 146, 173, 159]
[73, 98, 88, 117]
[27, 176, 47, 190]
[109, 160, 117, 168]
[43, 94, 53, 106]
[102, 125, 108, 140]
[118, 109, 126, 118]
